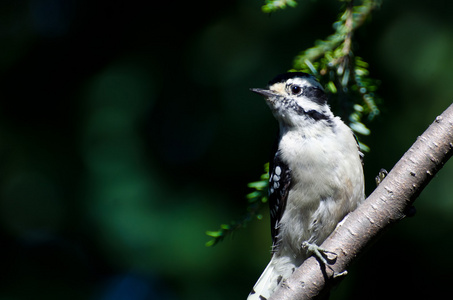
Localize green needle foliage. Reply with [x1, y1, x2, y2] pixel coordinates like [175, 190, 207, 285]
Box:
[206, 164, 269, 246]
[206, 0, 382, 247]
[293, 0, 382, 152]
[261, 0, 298, 13]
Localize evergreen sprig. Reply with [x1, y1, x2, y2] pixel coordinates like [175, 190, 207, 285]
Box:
[206, 0, 382, 247]
[293, 0, 382, 151]
[205, 164, 269, 246]
[262, 0, 298, 13]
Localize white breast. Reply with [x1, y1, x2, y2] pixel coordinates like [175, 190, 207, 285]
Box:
[276, 117, 364, 256]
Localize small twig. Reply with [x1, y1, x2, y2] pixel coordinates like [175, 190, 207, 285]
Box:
[342, 0, 354, 56]
[318, 0, 370, 75]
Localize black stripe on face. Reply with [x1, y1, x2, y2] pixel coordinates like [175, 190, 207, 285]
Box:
[302, 86, 327, 105]
[292, 104, 331, 122]
[306, 109, 331, 121]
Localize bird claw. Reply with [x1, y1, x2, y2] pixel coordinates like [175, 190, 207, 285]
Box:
[332, 270, 348, 278]
[302, 241, 347, 278]
[301, 241, 337, 265]
[375, 168, 388, 186]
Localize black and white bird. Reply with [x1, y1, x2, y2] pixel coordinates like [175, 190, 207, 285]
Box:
[248, 72, 365, 300]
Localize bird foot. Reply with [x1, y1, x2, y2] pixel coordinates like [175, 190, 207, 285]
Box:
[375, 168, 388, 186]
[301, 241, 337, 265]
[301, 241, 347, 278]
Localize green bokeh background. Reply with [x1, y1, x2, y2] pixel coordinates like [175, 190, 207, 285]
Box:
[0, 0, 452, 299]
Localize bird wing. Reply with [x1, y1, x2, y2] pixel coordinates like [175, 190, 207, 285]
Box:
[268, 148, 292, 250]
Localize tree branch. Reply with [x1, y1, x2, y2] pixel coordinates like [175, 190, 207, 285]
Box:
[269, 103, 453, 300]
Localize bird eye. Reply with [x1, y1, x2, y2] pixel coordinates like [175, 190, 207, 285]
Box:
[290, 85, 302, 95]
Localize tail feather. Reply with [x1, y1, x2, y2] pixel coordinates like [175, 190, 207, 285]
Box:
[248, 254, 300, 300]
[247, 259, 279, 300]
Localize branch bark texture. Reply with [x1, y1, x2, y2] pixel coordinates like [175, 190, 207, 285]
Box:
[268, 103, 453, 300]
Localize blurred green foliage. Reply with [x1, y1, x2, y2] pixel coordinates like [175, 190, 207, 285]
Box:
[0, 1, 452, 300]
[262, 0, 299, 13]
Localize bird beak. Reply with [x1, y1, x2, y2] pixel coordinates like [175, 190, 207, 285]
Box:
[250, 88, 278, 98]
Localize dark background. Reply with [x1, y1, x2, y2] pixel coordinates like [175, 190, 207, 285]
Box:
[0, 0, 452, 299]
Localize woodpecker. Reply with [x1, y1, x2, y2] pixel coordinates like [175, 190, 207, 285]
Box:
[248, 72, 365, 300]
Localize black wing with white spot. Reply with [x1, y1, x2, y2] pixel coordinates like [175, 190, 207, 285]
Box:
[268, 149, 291, 249]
